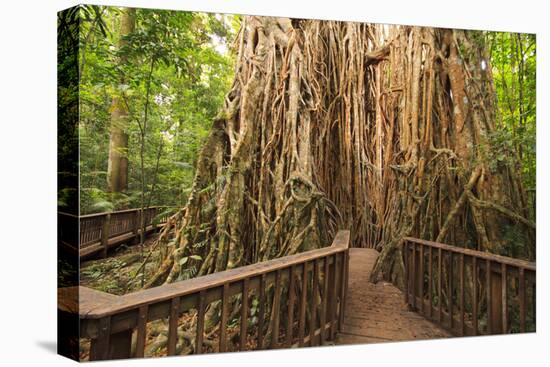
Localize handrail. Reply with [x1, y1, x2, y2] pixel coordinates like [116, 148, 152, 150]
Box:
[78, 206, 165, 219]
[58, 207, 169, 258]
[402, 237, 536, 337]
[59, 230, 351, 360]
[58, 206, 164, 219]
[404, 237, 535, 271]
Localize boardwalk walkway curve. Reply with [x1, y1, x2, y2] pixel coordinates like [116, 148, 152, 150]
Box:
[58, 228, 536, 361]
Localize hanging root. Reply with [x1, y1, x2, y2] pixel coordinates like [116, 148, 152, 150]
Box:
[142, 18, 531, 333]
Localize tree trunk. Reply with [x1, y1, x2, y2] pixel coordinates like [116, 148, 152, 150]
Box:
[369, 27, 534, 285]
[107, 8, 135, 193]
[147, 19, 533, 291]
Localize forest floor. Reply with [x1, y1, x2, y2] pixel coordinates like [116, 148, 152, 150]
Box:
[80, 234, 160, 295]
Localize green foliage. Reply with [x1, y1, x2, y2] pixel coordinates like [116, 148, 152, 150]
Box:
[488, 32, 536, 191]
[78, 6, 237, 214]
[58, 6, 88, 214]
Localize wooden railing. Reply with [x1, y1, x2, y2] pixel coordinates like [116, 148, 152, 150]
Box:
[58, 207, 169, 258]
[403, 237, 536, 336]
[59, 230, 350, 361]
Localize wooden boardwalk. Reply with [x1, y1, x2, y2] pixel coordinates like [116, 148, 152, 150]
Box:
[66, 231, 535, 361]
[336, 248, 450, 345]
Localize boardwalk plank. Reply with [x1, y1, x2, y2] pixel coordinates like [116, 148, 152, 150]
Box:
[336, 248, 450, 345]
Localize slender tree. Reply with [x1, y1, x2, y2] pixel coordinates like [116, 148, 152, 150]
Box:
[107, 8, 135, 193]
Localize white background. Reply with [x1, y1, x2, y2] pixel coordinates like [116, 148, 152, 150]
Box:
[0, 0, 547, 365]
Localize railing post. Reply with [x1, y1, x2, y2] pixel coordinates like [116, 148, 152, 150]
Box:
[343, 249, 350, 324]
[490, 268, 503, 334]
[272, 269, 282, 348]
[519, 267, 526, 333]
[286, 266, 296, 347]
[328, 255, 337, 341]
[89, 318, 132, 361]
[101, 214, 111, 258]
[438, 248, 442, 323]
[132, 209, 140, 244]
[403, 241, 409, 305]
[448, 252, 453, 331]
[240, 277, 250, 351]
[135, 305, 148, 358]
[428, 246, 433, 318]
[298, 262, 308, 346]
[153, 207, 161, 230]
[219, 283, 229, 352]
[310, 260, 320, 345]
[411, 243, 416, 309]
[418, 244, 424, 313]
[472, 256, 478, 335]
[109, 330, 133, 359]
[338, 251, 347, 333]
[195, 290, 206, 354]
[459, 253, 465, 336]
[320, 258, 328, 345]
[258, 273, 266, 349]
[531, 281, 536, 329]
[501, 264, 508, 333]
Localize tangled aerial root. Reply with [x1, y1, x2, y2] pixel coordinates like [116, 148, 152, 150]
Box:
[145, 17, 533, 291]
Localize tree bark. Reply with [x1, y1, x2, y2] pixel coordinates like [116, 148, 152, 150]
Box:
[107, 8, 135, 193]
[137, 19, 535, 354]
[147, 20, 533, 291]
